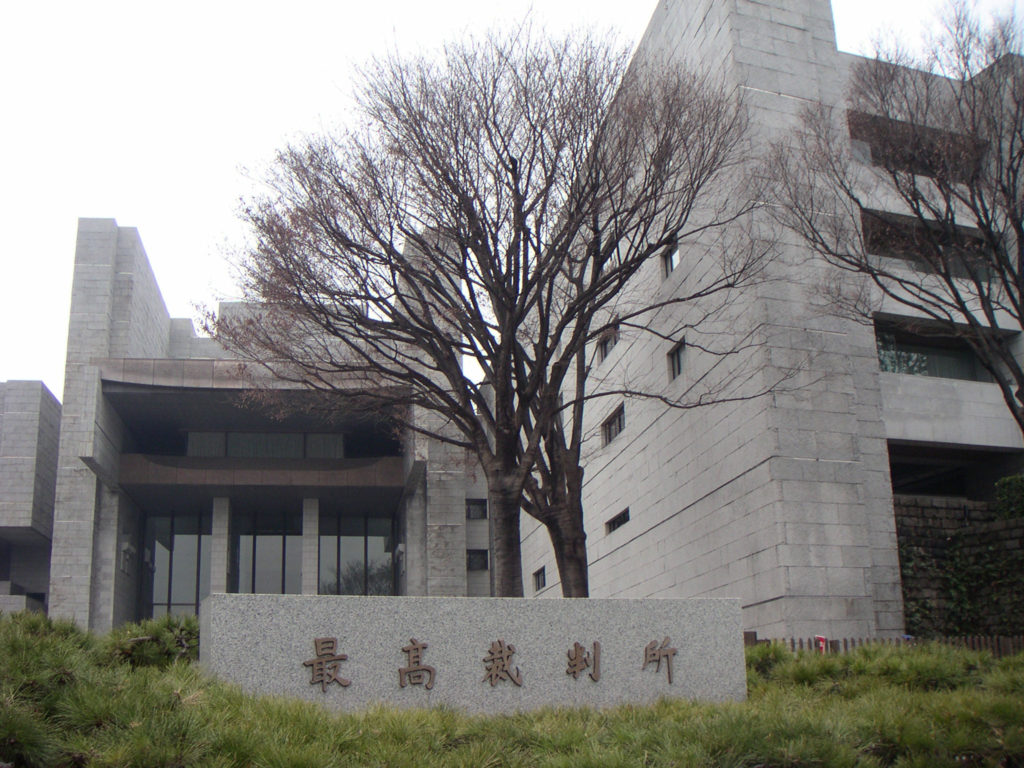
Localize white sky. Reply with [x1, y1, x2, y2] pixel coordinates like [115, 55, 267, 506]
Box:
[1, 0, 1019, 400]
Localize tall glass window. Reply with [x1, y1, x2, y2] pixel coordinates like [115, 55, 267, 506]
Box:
[143, 510, 211, 618]
[319, 510, 395, 595]
[230, 509, 302, 594]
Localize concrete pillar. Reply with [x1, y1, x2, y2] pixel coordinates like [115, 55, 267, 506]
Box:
[302, 498, 319, 595]
[87, 483, 119, 632]
[210, 497, 230, 594]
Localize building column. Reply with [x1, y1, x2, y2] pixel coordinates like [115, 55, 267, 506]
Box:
[87, 482, 119, 633]
[302, 498, 319, 595]
[210, 497, 230, 594]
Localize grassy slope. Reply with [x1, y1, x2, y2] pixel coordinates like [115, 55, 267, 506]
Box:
[1, 612, 1022, 768]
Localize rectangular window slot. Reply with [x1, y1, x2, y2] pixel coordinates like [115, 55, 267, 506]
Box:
[668, 341, 685, 380]
[597, 327, 619, 362]
[602, 405, 625, 446]
[663, 248, 680, 276]
[533, 566, 546, 592]
[465, 498, 488, 520]
[467, 549, 489, 571]
[605, 508, 630, 534]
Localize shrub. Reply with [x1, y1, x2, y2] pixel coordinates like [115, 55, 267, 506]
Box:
[745, 640, 791, 679]
[99, 613, 199, 669]
[994, 474, 1024, 518]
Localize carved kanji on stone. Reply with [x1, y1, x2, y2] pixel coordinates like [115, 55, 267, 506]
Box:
[398, 638, 436, 690]
[642, 637, 677, 684]
[482, 639, 522, 687]
[566, 641, 601, 682]
[303, 637, 351, 691]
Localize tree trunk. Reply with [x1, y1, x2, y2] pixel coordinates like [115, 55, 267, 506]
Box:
[548, 499, 589, 597]
[489, 486, 524, 597]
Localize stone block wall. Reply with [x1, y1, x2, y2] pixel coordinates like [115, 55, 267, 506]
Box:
[0, 381, 60, 606]
[521, 0, 904, 638]
[895, 495, 1024, 636]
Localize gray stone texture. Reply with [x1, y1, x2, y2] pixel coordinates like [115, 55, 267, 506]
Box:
[47, 219, 488, 628]
[200, 594, 745, 712]
[520, 0, 912, 638]
[1, 380, 60, 607]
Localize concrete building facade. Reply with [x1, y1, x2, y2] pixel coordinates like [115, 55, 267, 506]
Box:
[0, 381, 61, 614]
[2, 0, 1019, 638]
[516, 0, 1023, 638]
[34, 219, 490, 632]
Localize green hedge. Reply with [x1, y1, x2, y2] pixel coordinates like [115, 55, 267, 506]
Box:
[1, 611, 1022, 767]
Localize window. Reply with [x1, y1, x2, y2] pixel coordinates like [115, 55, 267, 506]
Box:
[533, 566, 546, 592]
[318, 510, 395, 595]
[601, 405, 625, 446]
[466, 498, 488, 520]
[187, 432, 225, 457]
[229, 508, 302, 594]
[597, 326, 619, 362]
[186, 432, 345, 459]
[875, 321, 993, 382]
[663, 248, 680, 276]
[668, 341, 685, 380]
[143, 510, 211, 618]
[605, 508, 630, 534]
[861, 209, 990, 279]
[847, 111, 982, 183]
[467, 549, 489, 571]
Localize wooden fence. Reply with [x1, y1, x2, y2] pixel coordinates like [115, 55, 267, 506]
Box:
[743, 631, 1024, 659]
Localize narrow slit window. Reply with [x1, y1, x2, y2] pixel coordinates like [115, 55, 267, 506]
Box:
[605, 508, 630, 534]
[533, 566, 546, 592]
[597, 326, 619, 362]
[602, 405, 625, 446]
[663, 248, 680, 276]
[668, 341, 685, 380]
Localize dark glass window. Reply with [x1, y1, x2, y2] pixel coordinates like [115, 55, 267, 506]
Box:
[663, 248, 680, 276]
[668, 341, 685, 380]
[185, 432, 346, 459]
[532, 566, 546, 592]
[227, 433, 304, 459]
[143, 510, 211, 618]
[318, 510, 395, 595]
[847, 111, 982, 183]
[466, 498, 488, 520]
[187, 432, 225, 457]
[861, 209, 990, 279]
[602, 405, 625, 446]
[467, 549, 489, 571]
[597, 328, 619, 362]
[230, 508, 302, 594]
[605, 508, 630, 534]
[875, 323, 993, 382]
[306, 434, 345, 459]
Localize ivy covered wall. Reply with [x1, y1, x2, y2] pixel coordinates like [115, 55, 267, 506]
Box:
[894, 495, 1024, 636]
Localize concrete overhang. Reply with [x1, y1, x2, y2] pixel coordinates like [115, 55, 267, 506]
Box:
[119, 454, 405, 489]
[880, 372, 1024, 450]
[100, 380, 382, 434]
[118, 455, 407, 513]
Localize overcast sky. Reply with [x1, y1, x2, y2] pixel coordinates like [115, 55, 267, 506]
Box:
[1, 0, 1019, 400]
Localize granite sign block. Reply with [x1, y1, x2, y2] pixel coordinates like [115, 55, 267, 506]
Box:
[200, 594, 745, 712]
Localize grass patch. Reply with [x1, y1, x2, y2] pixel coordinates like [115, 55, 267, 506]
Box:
[1, 611, 1022, 766]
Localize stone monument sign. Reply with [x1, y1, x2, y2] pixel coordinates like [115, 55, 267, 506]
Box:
[200, 594, 746, 713]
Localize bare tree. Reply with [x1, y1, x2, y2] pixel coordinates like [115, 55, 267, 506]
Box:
[212, 28, 767, 596]
[769, 4, 1024, 432]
